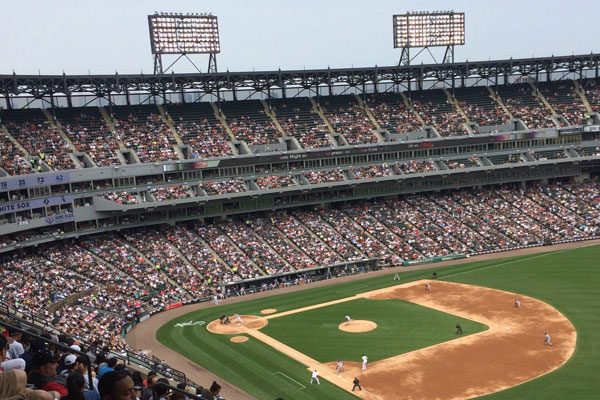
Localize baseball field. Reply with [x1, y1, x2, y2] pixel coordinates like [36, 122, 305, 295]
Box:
[148, 243, 600, 399]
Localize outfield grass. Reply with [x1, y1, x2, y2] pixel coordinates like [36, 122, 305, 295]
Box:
[156, 245, 600, 399]
[261, 298, 487, 363]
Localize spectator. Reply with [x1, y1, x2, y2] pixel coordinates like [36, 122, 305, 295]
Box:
[28, 351, 67, 397]
[98, 370, 136, 400]
[199, 381, 221, 400]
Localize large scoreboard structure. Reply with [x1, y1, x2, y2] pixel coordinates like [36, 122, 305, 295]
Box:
[393, 11, 465, 66]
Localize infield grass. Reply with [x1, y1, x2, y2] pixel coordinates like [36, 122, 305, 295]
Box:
[156, 244, 600, 399]
[261, 298, 487, 363]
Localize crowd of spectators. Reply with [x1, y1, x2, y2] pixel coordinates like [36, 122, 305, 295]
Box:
[149, 185, 192, 202]
[194, 223, 258, 280]
[114, 113, 178, 163]
[445, 157, 480, 169]
[321, 98, 379, 145]
[256, 175, 296, 190]
[302, 169, 346, 184]
[459, 101, 508, 128]
[583, 79, 600, 112]
[412, 99, 468, 137]
[175, 118, 233, 159]
[98, 191, 140, 205]
[0, 135, 34, 176]
[539, 82, 588, 126]
[500, 86, 556, 129]
[220, 221, 291, 275]
[349, 164, 394, 179]
[274, 102, 332, 149]
[201, 178, 246, 195]
[271, 214, 343, 265]
[397, 160, 437, 174]
[60, 118, 121, 166]
[367, 94, 423, 134]
[226, 113, 281, 145]
[5, 122, 76, 171]
[2, 179, 600, 362]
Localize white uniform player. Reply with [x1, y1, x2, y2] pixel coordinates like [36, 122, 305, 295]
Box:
[544, 332, 553, 346]
[345, 315, 352, 326]
[213, 295, 219, 305]
[361, 354, 368, 371]
[310, 370, 320, 384]
[393, 273, 400, 281]
[336, 360, 344, 373]
[514, 299, 521, 308]
[234, 313, 243, 324]
[425, 283, 431, 291]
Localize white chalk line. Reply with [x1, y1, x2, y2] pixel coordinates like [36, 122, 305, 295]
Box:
[273, 371, 306, 389]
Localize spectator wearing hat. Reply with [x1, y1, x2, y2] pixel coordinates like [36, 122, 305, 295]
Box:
[28, 351, 68, 397]
[60, 354, 78, 377]
[97, 358, 117, 379]
[73, 356, 99, 392]
[20, 339, 46, 373]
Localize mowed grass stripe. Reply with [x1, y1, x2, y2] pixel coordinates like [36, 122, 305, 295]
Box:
[157, 245, 600, 399]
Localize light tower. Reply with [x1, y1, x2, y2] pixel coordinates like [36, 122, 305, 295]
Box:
[148, 12, 221, 74]
[393, 11, 465, 66]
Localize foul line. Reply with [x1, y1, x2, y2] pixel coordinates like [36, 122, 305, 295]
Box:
[441, 248, 574, 280]
[273, 371, 306, 389]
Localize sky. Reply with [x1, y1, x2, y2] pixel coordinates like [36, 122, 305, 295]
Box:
[1, 0, 597, 75]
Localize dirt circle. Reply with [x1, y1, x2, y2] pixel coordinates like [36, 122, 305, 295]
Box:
[338, 320, 377, 332]
[230, 336, 249, 343]
[260, 308, 277, 315]
[207, 315, 268, 334]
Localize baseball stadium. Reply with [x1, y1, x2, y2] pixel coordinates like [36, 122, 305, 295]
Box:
[1, 2, 599, 400]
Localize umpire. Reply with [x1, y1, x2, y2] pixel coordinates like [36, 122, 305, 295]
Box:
[352, 377, 362, 391]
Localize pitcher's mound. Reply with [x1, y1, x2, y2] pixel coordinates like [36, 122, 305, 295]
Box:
[260, 308, 277, 314]
[338, 320, 377, 332]
[207, 315, 268, 334]
[230, 336, 249, 343]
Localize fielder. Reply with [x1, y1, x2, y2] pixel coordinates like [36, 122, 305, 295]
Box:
[344, 315, 352, 326]
[234, 313, 243, 324]
[425, 282, 431, 291]
[361, 354, 368, 371]
[514, 299, 521, 308]
[393, 273, 400, 281]
[544, 332, 553, 346]
[310, 370, 320, 384]
[456, 323, 463, 334]
[336, 360, 345, 373]
[213, 295, 219, 305]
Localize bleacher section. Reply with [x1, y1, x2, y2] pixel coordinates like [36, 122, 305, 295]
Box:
[496, 83, 555, 129]
[410, 89, 467, 136]
[54, 107, 121, 166]
[453, 86, 508, 128]
[319, 95, 379, 144]
[538, 81, 588, 126]
[219, 100, 281, 145]
[2, 109, 76, 171]
[270, 98, 332, 148]
[111, 105, 179, 163]
[365, 93, 422, 134]
[167, 102, 233, 158]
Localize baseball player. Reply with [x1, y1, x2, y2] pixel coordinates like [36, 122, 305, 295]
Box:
[456, 323, 463, 334]
[310, 370, 320, 384]
[544, 332, 553, 346]
[345, 315, 352, 326]
[514, 299, 521, 308]
[361, 354, 368, 371]
[393, 273, 400, 281]
[336, 360, 345, 373]
[425, 282, 431, 291]
[213, 295, 219, 305]
[352, 377, 362, 391]
[234, 313, 243, 324]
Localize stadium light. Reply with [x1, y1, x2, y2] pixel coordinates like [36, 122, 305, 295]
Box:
[393, 11, 465, 66]
[148, 13, 220, 74]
